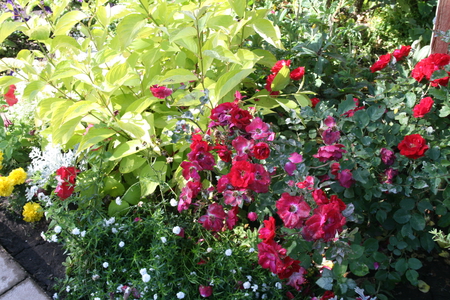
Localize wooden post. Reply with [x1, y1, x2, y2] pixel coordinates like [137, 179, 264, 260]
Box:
[431, 0, 450, 54]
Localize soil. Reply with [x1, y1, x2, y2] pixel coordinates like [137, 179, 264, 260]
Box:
[1, 197, 450, 300]
[0, 198, 66, 298]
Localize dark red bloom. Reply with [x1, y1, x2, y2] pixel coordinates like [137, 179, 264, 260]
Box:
[296, 176, 314, 190]
[199, 285, 213, 298]
[245, 117, 274, 140]
[392, 45, 411, 61]
[380, 148, 396, 166]
[370, 53, 391, 73]
[209, 102, 238, 127]
[230, 108, 253, 130]
[213, 144, 232, 162]
[322, 128, 340, 145]
[381, 168, 399, 184]
[228, 160, 255, 189]
[198, 203, 227, 232]
[411, 53, 450, 85]
[4, 85, 18, 106]
[312, 189, 329, 205]
[55, 167, 80, 200]
[248, 164, 271, 193]
[302, 202, 346, 242]
[398, 134, 429, 159]
[337, 169, 354, 188]
[252, 142, 270, 160]
[258, 216, 276, 243]
[413, 97, 434, 118]
[330, 162, 340, 176]
[271, 59, 291, 74]
[321, 291, 336, 300]
[276, 193, 311, 229]
[226, 206, 239, 230]
[290, 67, 305, 81]
[311, 97, 320, 108]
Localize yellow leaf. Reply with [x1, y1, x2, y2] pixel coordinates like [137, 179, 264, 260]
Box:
[417, 280, 430, 293]
[438, 251, 450, 258]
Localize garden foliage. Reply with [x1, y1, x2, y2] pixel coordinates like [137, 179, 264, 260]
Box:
[0, 0, 448, 299]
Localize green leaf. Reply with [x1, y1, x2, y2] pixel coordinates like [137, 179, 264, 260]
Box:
[394, 258, 408, 274]
[54, 11, 87, 36]
[252, 19, 283, 49]
[29, 25, 51, 41]
[410, 214, 426, 230]
[400, 198, 415, 210]
[294, 94, 312, 107]
[110, 140, 147, 161]
[158, 68, 198, 85]
[0, 21, 23, 44]
[78, 127, 116, 153]
[51, 35, 81, 51]
[363, 238, 379, 255]
[350, 261, 369, 276]
[63, 101, 102, 122]
[367, 104, 386, 121]
[214, 68, 254, 102]
[228, 0, 246, 18]
[119, 154, 146, 174]
[169, 27, 197, 43]
[439, 105, 450, 117]
[354, 110, 370, 128]
[117, 112, 151, 144]
[23, 81, 46, 100]
[316, 277, 333, 290]
[413, 180, 428, 189]
[0, 76, 22, 87]
[115, 14, 147, 50]
[52, 116, 82, 145]
[337, 95, 356, 115]
[271, 65, 290, 91]
[106, 63, 129, 86]
[140, 161, 168, 197]
[405, 92, 416, 108]
[351, 244, 364, 259]
[125, 97, 160, 114]
[406, 269, 419, 286]
[251, 49, 277, 68]
[407, 258, 423, 270]
[393, 209, 411, 224]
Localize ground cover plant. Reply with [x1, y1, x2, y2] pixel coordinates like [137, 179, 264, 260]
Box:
[0, 0, 449, 299]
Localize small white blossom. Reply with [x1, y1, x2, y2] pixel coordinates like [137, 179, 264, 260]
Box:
[207, 247, 213, 253]
[104, 217, 115, 226]
[52, 293, 58, 299]
[66, 286, 71, 292]
[170, 198, 178, 207]
[112, 227, 118, 234]
[249, 248, 255, 253]
[161, 237, 167, 243]
[119, 241, 125, 247]
[246, 275, 252, 281]
[94, 298, 101, 300]
[51, 235, 58, 242]
[115, 197, 122, 205]
[251, 284, 258, 292]
[243, 282, 251, 289]
[54, 225, 62, 233]
[140, 268, 148, 276]
[40, 232, 46, 241]
[142, 274, 151, 283]
[225, 249, 232, 256]
[103, 262, 109, 268]
[231, 269, 236, 274]
[172, 226, 181, 235]
[72, 228, 80, 235]
[190, 271, 197, 275]
[275, 282, 282, 289]
[92, 274, 100, 281]
[80, 230, 86, 237]
[262, 294, 267, 299]
[153, 294, 158, 300]
[176, 291, 185, 299]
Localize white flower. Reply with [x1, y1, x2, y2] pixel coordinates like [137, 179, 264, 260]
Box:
[176, 291, 185, 299]
[275, 282, 282, 289]
[119, 241, 125, 247]
[72, 228, 80, 235]
[80, 230, 86, 237]
[153, 294, 158, 300]
[225, 249, 232, 256]
[66, 286, 71, 292]
[172, 226, 181, 235]
[140, 268, 148, 276]
[161, 237, 167, 243]
[170, 198, 178, 207]
[251, 284, 258, 292]
[92, 274, 100, 281]
[104, 217, 115, 226]
[54, 225, 62, 233]
[207, 247, 213, 253]
[94, 298, 101, 300]
[231, 269, 236, 274]
[40, 232, 46, 241]
[142, 274, 151, 283]
[261, 294, 267, 299]
[249, 248, 255, 253]
[112, 227, 118, 234]
[51, 235, 58, 242]
[115, 197, 122, 205]
[243, 282, 251, 289]
[103, 262, 109, 268]
[246, 275, 252, 281]
[52, 293, 58, 299]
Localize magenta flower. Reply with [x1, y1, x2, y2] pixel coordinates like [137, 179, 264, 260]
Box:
[337, 169, 354, 188]
[252, 142, 270, 160]
[198, 203, 227, 232]
[313, 144, 346, 162]
[226, 206, 239, 230]
[232, 136, 254, 158]
[178, 186, 193, 212]
[248, 212, 258, 221]
[248, 164, 271, 193]
[380, 148, 396, 166]
[284, 162, 296, 176]
[245, 117, 273, 140]
[322, 128, 341, 145]
[296, 176, 315, 190]
[288, 152, 303, 163]
[223, 189, 248, 207]
[381, 168, 398, 184]
[276, 193, 311, 229]
[199, 285, 213, 298]
[150, 85, 173, 99]
[324, 116, 336, 128]
[286, 269, 307, 291]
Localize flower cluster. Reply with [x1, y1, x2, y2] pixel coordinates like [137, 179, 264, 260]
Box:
[411, 53, 450, 87]
[0, 167, 27, 197]
[179, 93, 275, 233]
[370, 45, 411, 73]
[22, 201, 44, 222]
[55, 166, 80, 199]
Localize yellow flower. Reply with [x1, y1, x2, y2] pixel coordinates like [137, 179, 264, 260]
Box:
[8, 168, 27, 185]
[0, 176, 14, 197]
[22, 202, 44, 223]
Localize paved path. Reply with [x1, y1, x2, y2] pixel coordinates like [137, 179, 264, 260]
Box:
[0, 245, 50, 300]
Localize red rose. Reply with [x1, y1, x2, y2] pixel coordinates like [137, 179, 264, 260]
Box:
[370, 53, 391, 73]
[4, 85, 18, 106]
[413, 97, 434, 118]
[230, 108, 252, 130]
[392, 45, 411, 61]
[271, 59, 291, 74]
[228, 160, 255, 189]
[150, 85, 172, 99]
[398, 134, 429, 159]
[411, 53, 450, 85]
[290, 67, 305, 81]
[310, 97, 320, 108]
[252, 142, 270, 160]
